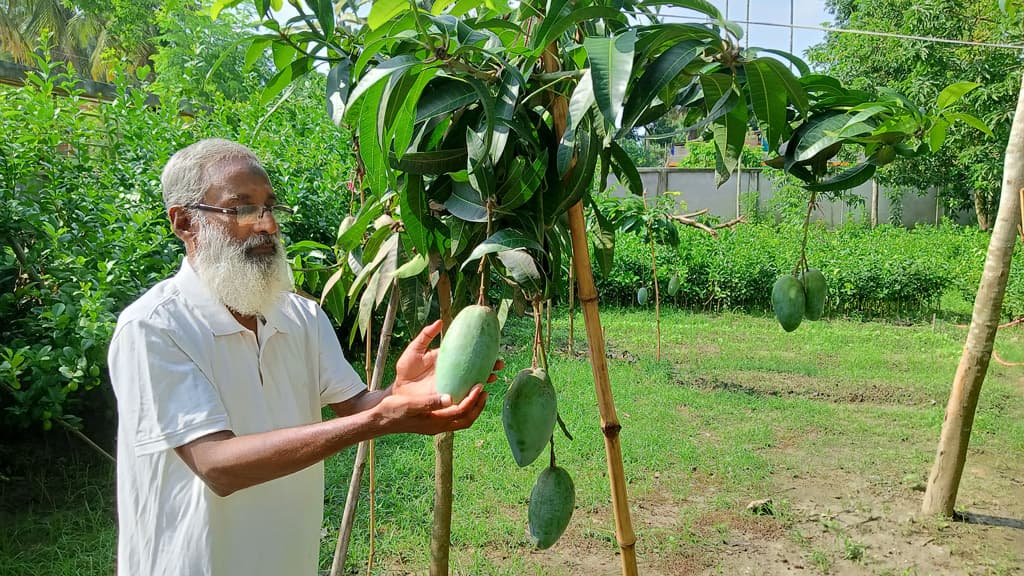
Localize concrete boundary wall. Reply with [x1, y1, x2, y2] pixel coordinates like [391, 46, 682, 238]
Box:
[605, 167, 973, 228]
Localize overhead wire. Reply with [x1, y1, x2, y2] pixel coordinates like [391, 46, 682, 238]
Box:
[632, 11, 1024, 51]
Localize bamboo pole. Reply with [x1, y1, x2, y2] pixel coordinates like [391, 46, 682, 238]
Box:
[543, 40, 638, 576]
[643, 195, 662, 360]
[922, 74, 1024, 516]
[430, 268, 455, 576]
[330, 285, 400, 576]
[568, 203, 638, 575]
[568, 261, 575, 356]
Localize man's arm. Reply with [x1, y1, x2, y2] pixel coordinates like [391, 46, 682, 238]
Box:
[175, 385, 485, 497]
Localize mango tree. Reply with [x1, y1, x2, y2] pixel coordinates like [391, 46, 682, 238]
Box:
[221, 0, 984, 572]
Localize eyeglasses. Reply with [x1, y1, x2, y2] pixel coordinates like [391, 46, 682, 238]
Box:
[186, 203, 294, 225]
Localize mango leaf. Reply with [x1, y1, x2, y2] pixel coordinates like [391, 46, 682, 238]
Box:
[620, 40, 702, 135]
[744, 58, 788, 152]
[531, 4, 625, 50]
[639, 0, 720, 19]
[793, 113, 853, 163]
[358, 271, 380, 336]
[347, 55, 420, 112]
[701, 74, 746, 184]
[634, 23, 720, 57]
[395, 253, 428, 279]
[390, 67, 439, 162]
[945, 111, 994, 137]
[804, 163, 876, 192]
[310, 0, 335, 37]
[326, 59, 351, 127]
[358, 84, 389, 195]
[242, 36, 272, 71]
[416, 77, 478, 122]
[490, 70, 521, 165]
[400, 174, 431, 255]
[585, 30, 636, 133]
[374, 237, 400, 306]
[336, 195, 385, 252]
[390, 149, 468, 174]
[211, 0, 245, 19]
[445, 181, 489, 222]
[937, 81, 980, 111]
[589, 197, 616, 278]
[748, 48, 810, 76]
[609, 141, 643, 196]
[368, 0, 407, 29]
[261, 56, 310, 107]
[501, 156, 544, 211]
[555, 113, 599, 216]
[759, 57, 809, 117]
[928, 118, 950, 151]
[462, 229, 545, 270]
[496, 249, 543, 296]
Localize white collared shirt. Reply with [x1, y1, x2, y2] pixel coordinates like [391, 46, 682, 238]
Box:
[108, 258, 364, 576]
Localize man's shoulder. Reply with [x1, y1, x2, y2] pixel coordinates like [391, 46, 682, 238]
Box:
[277, 292, 324, 326]
[113, 275, 191, 335]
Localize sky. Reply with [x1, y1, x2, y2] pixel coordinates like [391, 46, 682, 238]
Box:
[664, 0, 833, 57]
[272, 1, 836, 58]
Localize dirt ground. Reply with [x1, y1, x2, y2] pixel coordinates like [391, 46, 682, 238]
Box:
[529, 444, 1023, 576]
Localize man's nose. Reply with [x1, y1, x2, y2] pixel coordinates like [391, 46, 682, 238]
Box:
[252, 207, 279, 234]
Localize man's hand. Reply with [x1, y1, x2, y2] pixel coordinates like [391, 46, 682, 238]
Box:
[374, 383, 489, 435]
[392, 320, 504, 398]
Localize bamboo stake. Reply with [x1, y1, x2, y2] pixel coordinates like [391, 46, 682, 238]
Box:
[922, 74, 1024, 516]
[330, 284, 400, 576]
[543, 40, 638, 576]
[545, 299, 552, 357]
[643, 195, 662, 360]
[567, 203, 638, 575]
[430, 268, 455, 576]
[568, 263, 575, 356]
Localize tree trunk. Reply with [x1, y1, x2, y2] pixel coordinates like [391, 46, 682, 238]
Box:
[430, 269, 455, 576]
[973, 190, 991, 231]
[922, 73, 1024, 517]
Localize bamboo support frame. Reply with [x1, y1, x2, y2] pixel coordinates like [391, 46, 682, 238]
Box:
[543, 40, 638, 576]
[330, 285, 400, 576]
[430, 268, 455, 575]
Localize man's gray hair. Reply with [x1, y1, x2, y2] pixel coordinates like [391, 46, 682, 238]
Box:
[160, 139, 268, 209]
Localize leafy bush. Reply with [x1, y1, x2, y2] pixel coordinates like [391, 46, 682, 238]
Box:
[0, 50, 355, 434]
[593, 218, 1013, 322]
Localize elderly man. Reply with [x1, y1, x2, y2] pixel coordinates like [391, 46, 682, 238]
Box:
[108, 138, 495, 576]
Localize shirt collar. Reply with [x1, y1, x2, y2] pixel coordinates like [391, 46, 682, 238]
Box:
[173, 258, 297, 337]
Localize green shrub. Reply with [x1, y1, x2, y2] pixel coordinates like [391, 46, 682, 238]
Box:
[0, 51, 355, 434]
[592, 219, 1007, 322]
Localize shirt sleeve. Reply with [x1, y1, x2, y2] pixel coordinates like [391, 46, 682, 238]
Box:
[108, 319, 231, 455]
[315, 306, 366, 406]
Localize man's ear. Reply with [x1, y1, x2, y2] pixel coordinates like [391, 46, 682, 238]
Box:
[168, 206, 198, 250]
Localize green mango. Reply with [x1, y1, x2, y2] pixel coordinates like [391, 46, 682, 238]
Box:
[528, 465, 575, 549]
[771, 274, 805, 332]
[800, 268, 827, 321]
[667, 273, 681, 297]
[435, 305, 499, 402]
[637, 286, 648, 305]
[503, 368, 557, 467]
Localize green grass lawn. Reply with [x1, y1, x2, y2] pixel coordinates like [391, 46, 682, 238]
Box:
[3, 307, 1023, 575]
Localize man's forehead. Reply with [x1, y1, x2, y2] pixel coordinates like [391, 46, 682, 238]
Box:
[204, 159, 273, 198]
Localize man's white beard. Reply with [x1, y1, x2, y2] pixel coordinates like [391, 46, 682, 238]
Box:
[193, 220, 294, 318]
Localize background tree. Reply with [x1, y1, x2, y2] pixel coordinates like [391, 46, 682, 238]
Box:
[806, 0, 1023, 229]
